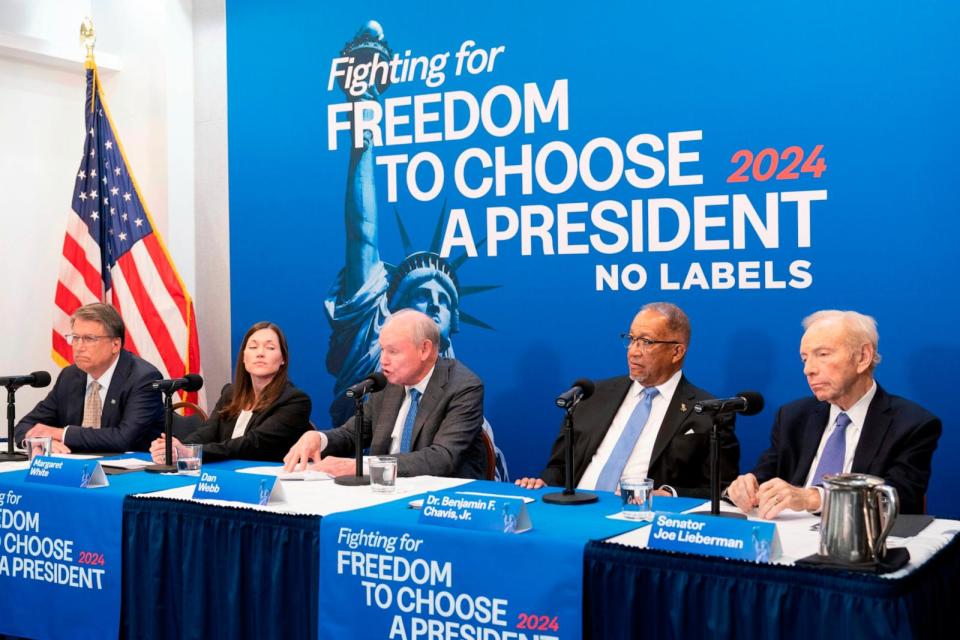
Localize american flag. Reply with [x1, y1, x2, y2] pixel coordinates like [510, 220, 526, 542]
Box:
[53, 63, 205, 409]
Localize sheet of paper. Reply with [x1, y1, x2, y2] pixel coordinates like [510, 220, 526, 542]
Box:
[455, 490, 535, 504]
[100, 458, 153, 469]
[236, 465, 334, 481]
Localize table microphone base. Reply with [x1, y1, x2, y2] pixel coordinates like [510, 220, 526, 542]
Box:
[691, 509, 747, 520]
[144, 464, 177, 474]
[542, 490, 598, 505]
[334, 474, 370, 486]
[0, 451, 27, 461]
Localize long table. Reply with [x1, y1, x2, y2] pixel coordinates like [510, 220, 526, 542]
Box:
[3, 455, 958, 639]
[584, 506, 960, 640]
[123, 476, 660, 640]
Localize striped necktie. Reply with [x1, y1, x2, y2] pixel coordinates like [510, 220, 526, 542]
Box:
[595, 387, 659, 492]
[82, 380, 102, 428]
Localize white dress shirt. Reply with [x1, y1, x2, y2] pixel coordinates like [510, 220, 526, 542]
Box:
[389, 365, 436, 454]
[804, 381, 877, 487]
[577, 369, 683, 490]
[230, 410, 254, 439]
[63, 354, 120, 440]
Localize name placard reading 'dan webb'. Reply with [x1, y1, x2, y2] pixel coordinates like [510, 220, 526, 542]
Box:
[192, 470, 286, 506]
[647, 512, 781, 561]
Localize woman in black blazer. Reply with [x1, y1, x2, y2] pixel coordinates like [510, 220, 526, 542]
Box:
[149, 321, 312, 462]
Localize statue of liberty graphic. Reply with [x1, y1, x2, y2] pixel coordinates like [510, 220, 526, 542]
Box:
[80, 464, 92, 489]
[324, 21, 508, 480]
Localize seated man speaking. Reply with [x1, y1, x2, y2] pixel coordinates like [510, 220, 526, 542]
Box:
[727, 310, 941, 518]
[516, 302, 739, 497]
[15, 303, 163, 453]
[284, 309, 486, 478]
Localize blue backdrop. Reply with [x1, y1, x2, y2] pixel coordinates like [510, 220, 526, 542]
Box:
[226, 0, 959, 514]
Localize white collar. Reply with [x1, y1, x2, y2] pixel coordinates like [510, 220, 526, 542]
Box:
[405, 363, 436, 397]
[828, 380, 877, 429]
[630, 368, 683, 400]
[86, 352, 121, 393]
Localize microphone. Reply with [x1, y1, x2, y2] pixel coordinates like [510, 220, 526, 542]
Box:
[152, 373, 204, 393]
[0, 371, 52, 390]
[694, 391, 764, 416]
[345, 372, 388, 399]
[555, 379, 596, 409]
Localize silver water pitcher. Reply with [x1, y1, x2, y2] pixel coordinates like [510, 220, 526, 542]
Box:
[819, 473, 899, 563]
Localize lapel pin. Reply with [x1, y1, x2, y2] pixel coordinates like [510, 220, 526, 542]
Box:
[680, 402, 687, 413]
[110, 399, 116, 405]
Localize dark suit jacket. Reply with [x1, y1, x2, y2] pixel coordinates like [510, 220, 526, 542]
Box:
[323, 358, 485, 479]
[14, 349, 163, 452]
[540, 375, 740, 497]
[751, 385, 941, 514]
[186, 382, 312, 462]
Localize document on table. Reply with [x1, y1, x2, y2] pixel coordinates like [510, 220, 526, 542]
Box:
[100, 458, 154, 469]
[237, 465, 334, 481]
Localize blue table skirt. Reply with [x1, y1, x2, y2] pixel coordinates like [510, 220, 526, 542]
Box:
[121, 496, 320, 640]
[583, 534, 960, 640]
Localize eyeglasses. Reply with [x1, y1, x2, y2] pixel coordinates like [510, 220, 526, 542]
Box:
[620, 334, 681, 351]
[66, 334, 115, 346]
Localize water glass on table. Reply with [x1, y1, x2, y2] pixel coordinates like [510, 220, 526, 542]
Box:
[620, 476, 654, 520]
[369, 456, 398, 493]
[176, 443, 203, 476]
[24, 436, 52, 461]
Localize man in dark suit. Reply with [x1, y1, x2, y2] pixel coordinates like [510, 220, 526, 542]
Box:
[516, 303, 739, 497]
[15, 303, 163, 453]
[728, 310, 941, 517]
[284, 309, 485, 478]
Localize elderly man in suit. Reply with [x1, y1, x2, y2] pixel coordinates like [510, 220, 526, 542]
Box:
[728, 310, 941, 517]
[516, 302, 739, 497]
[284, 309, 485, 478]
[15, 303, 163, 453]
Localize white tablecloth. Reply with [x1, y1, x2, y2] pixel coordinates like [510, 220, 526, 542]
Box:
[607, 499, 960, 578]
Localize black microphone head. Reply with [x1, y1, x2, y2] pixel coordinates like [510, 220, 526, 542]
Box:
[573, 378, 595, 401]
[736, 391, 764, 416]
[368, 372, 388, 392]
[30, 371, 52, 388]
[183, 373, 204, 392]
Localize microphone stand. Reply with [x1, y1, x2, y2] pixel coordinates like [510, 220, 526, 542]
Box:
[0, 385, 27, 461]
[145, 390, 176, 473]
[693, 414, 745, 519]
[543, 406, 597, 505]
[334, 391, 370, 486]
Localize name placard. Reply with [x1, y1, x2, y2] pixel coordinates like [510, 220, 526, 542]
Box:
[192, 470, 286, 506]
[24, 456, 109, 488]
[647, 512, 781, 561]
[418, 491, 532, 533]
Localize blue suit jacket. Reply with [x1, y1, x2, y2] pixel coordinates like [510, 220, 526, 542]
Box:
[14, 349, 164, 452]
[751, 384, 941, 514]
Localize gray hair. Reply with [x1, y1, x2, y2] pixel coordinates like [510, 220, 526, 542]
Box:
[71, 303, 125, 346]
[802, 309, 882, 368]
[641, 302, 691, 345]
[386, 308, 440, 347]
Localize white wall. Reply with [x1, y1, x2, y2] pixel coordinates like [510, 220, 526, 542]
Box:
[0, 0, 230, 433]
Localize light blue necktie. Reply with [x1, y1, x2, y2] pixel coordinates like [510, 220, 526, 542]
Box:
[811, 412, 851, 484]
[398, 388, 421, 453]
[595, 387, 659, 492]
